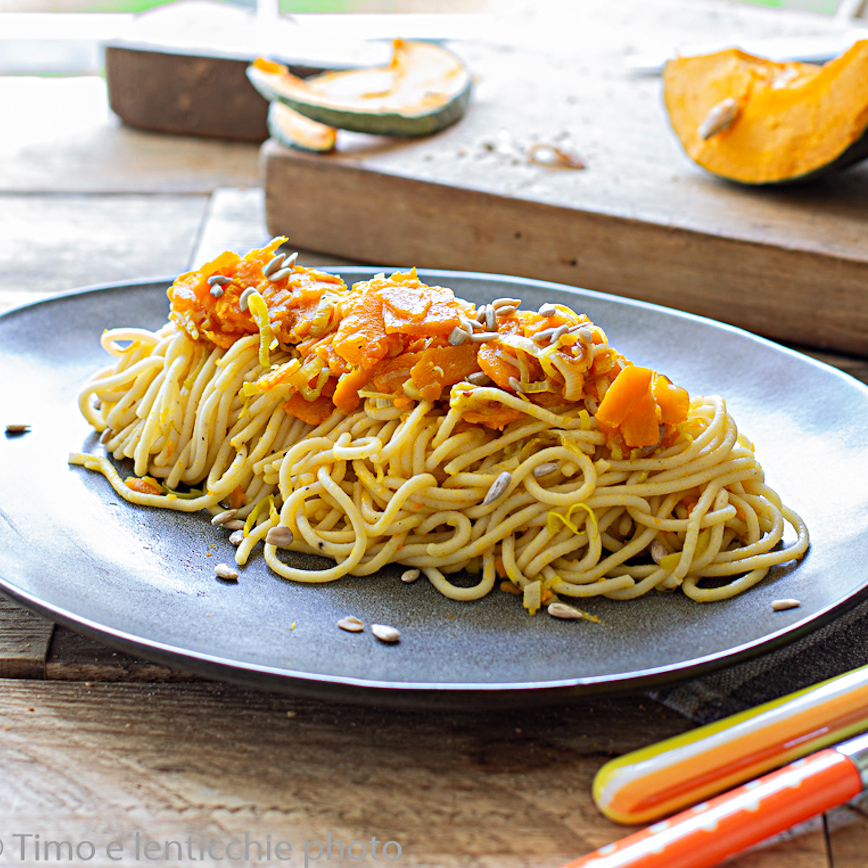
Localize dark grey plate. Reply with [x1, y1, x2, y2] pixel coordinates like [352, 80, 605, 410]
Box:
[2, 270, 868, 708]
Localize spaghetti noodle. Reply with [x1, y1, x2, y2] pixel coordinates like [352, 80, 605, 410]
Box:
[69, 239, 808, 613]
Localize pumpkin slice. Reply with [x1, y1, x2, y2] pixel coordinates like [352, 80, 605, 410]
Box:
[267, 102, 337, 153]
[663, 40, 868, 184]
[247, 39, 472, 137]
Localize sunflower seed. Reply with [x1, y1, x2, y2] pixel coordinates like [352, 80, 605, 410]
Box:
[495, 305, 518, 317]
[486, 305, 496, 331]
[548, 601, 585, 620]
[268, 266, 294, 283]
[771, 598, 801, 611]
[207, 274, 232, 286]
[401, 568, 421, 583]
[211, 509, 238, 526]
[215, 563, 239, 581]
[475, 304, 490, 324]
[483, 470, 512, 505]
[470, 331, 499, 343]
[448, 326, 469, 346]
[650, 539, 668, 564]
[239, 287, 256, 311]
[223, 519, 245, 531]
[371, 624, 401, 643]
[492, 297, 521, 310]
[5, 424, 30, 435]
[532, 462, 558, 478]
[99, 429, 112, 443]
[262, 253, 286, 277]
[532, 327, 557, 343]
[551, 324, 570, 343]
[266, 525, 295, 547]
[466, 371, 492, 386]
[538, 303, 558, 317]
[229, 530, 245, 546]
[209, 286, 224, 298]
[698, 97, 739, 140]
[338, 616, 364, 632]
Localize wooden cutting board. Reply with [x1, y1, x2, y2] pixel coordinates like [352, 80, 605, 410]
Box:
[262, 1, 868, 357]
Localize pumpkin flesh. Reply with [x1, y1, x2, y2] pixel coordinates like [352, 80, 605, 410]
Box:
[663, 40, 868, 184]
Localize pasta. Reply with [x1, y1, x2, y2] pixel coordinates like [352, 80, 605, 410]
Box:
[69, 238, 808, 614]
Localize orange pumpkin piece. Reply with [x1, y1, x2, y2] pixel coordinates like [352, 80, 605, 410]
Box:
[372, 353, 422, 395]
[333, 290, 391, 367]
[410, 343, 478, 401]
[652, 373, 690, 425]
[477, 343, 519, 391]
[332, 367, 372, 414]
[379, 282, 464, 336]
[125, 476, 162, 495]
[462, 405, 525, 429]
[596, 365, 653, 428]
[284, 391, 335, 426]
[620, 390, 661, 448]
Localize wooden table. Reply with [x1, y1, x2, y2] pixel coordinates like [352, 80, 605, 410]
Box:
[2, 3, 868, 866]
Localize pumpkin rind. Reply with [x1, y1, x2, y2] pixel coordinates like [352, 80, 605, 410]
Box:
[267, 102, 337, 153]
[663, 41, 868, 184]
[247, 40, 472, 138]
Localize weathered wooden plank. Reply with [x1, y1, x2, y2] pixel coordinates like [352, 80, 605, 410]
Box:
[0, 77, 259, 195]
[0, 597, 52, 679]
[0, 193, 208, 314]
[0, 678, 831, 867]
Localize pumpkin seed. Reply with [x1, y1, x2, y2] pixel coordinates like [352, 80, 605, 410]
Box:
[401, 568, 421, 583]
[214, 563, 239, 581]
[371, 624, 401, 643]
[547, 601, 585, 620]
[211, 509, 238, 526]
[532, 461, 558, 478]
[266, 525, 295, 547]
[698, 97, 739, 140]
[338, 616, 364, 632]
[771, 598, 801, 611]
[483, 470, 512, 505]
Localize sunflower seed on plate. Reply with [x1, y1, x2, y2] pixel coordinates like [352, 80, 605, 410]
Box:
[771, 598, 801, 611]
[469, 331, 499, 343]
[207, 274, 232, 286]
[209, 286, 224, 297]
[467, 372, 492, 386]
[538, 303, 558, 317]
[547, 601, 585, 620]
[266, 525, 295, 547]
[401, 568, 421, 583]
[483, 471, 512, 505]
[211, 509, 238, 526]
[532, 462, 558, 479]
[495, 305, 518, 317]
[229, 530, 245, 546]
[223, 519, 245, 531]
[214, 563, 239, 581]
[338, 616, 364, 632]
[371, 624, 401, 643]
[532, 327, 557, 343]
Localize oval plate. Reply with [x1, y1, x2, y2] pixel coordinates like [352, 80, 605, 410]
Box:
[2, 270, 867, 708]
